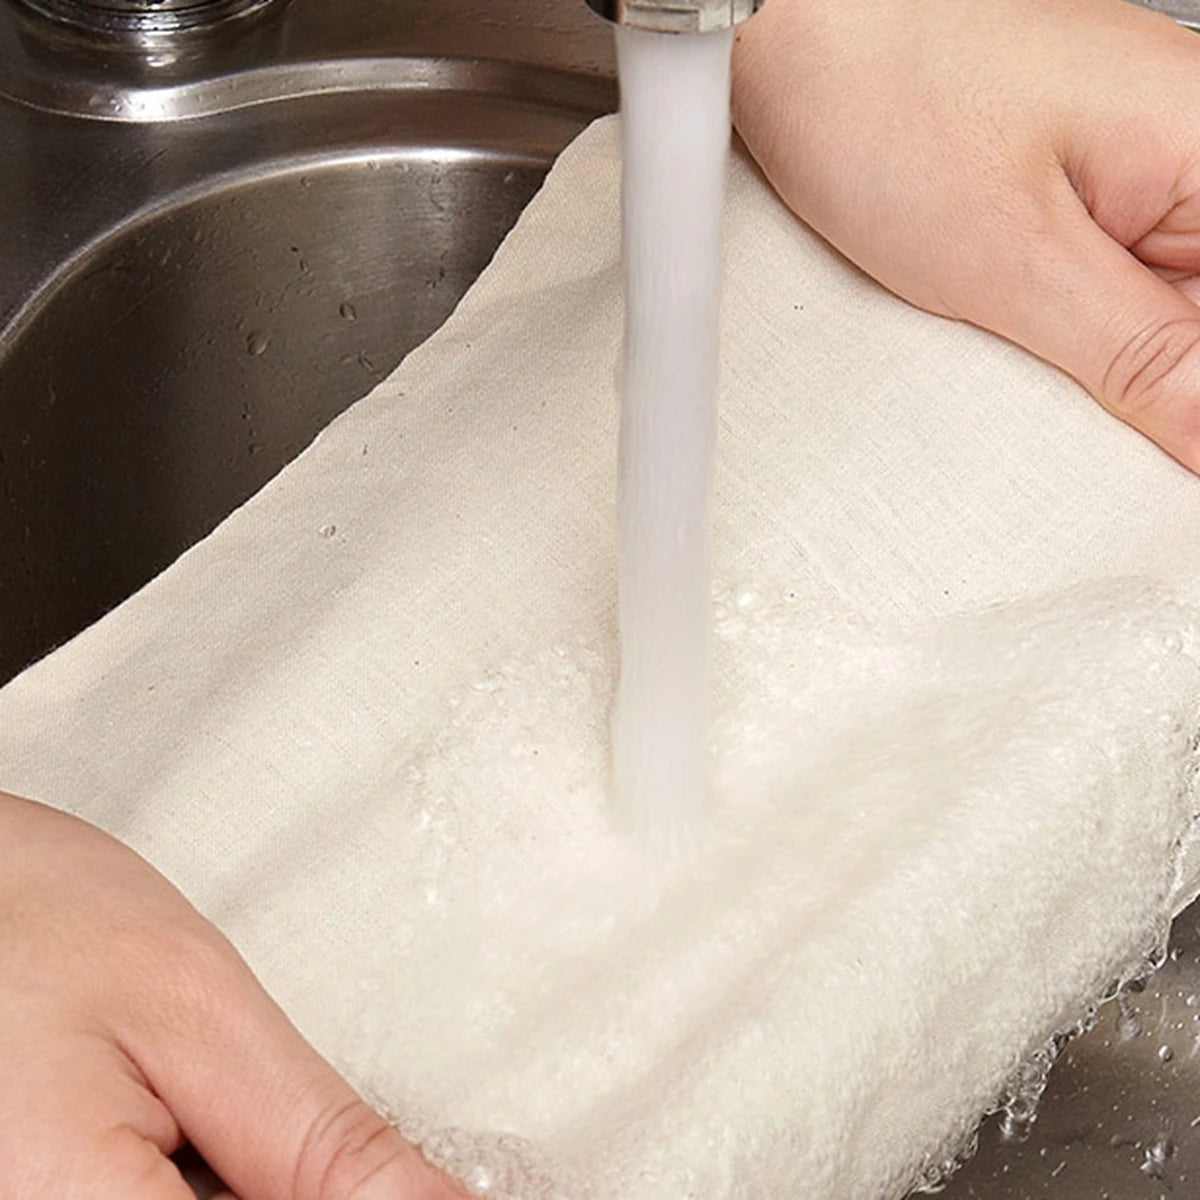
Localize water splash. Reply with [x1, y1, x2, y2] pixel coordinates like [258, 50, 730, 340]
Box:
[909, 929, 1181, 1195]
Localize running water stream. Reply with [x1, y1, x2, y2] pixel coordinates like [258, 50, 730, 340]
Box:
[611, 26, 734, 844]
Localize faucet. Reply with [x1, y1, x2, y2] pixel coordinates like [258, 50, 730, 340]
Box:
[583, 0, 762, 34]
[12, 0, 279, 39]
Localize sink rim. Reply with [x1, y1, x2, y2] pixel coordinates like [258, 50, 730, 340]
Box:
[0, 77, 601, 350]
[0, 49, 618, 123]
[0, 101, 574, 684]
[0, 0, 618, 124]
[0, 143, 561, 351]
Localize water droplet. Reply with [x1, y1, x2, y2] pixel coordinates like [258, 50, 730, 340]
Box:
[1141, 1136, 1174, 1179]
[465, 1164, 493, 1194]
[245, 330, 270, 357]
[1159, 1044, 1175, 1063]
[339, 302, 358, 322]
[1117, 1005, 1143, 1042]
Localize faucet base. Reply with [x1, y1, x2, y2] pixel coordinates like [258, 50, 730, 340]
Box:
[12, 0, 284, 41]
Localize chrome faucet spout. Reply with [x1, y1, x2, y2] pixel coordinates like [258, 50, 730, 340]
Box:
[583, 0, 763, 34]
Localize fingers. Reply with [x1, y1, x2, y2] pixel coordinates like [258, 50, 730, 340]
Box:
[1, 794, 461, 1200]
[3, 1116, 197, 1200]
[728, 0, 1200, 473]
[89, 1124, 201, 1200]
[203, 1061, 463, 1200]
[122, 931, 468, 1200]
[0, 1019, 190, 1200]
[969, 186, 1200, 473]
[9, 1122, 195, 1200]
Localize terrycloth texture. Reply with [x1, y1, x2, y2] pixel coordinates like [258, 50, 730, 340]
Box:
[5, 116, 1200, 1198]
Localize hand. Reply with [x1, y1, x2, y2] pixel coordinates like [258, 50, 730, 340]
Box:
[0, 792, 465, 1200]
[732, 0, 1200, 471]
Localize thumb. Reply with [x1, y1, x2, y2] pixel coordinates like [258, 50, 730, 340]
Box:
[125, 931, 469, 1200]
[982, 195, 1200, 473]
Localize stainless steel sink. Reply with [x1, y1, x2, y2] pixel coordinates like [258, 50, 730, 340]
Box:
[0, 0, 615, 684]
[3, 2, 1200, 1197]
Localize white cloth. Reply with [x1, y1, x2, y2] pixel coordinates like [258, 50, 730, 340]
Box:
[4, 116, 1200, 1199]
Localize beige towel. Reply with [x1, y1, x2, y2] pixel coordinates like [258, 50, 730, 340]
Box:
[3, 116, 1200, 1199]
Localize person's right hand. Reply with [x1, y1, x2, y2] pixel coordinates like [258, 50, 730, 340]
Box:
[0, 790, 467, 1200]
[731, 0, 1200, 473]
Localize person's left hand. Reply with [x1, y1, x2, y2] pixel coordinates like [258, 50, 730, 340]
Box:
[732, 0, 1200, 472]
[0, 790, 467, 1200]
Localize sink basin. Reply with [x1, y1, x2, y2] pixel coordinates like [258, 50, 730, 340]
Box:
[2, 2, 1200, 1198]
[0, 0, 615, 685]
